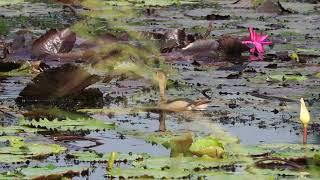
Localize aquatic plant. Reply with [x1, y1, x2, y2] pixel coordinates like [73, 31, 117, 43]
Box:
[241, 27, 272, 60]
[107, 152, 117, 171]
[300, 98, 310, 144]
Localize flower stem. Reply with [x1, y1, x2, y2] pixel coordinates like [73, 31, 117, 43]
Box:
[303, 125, 307, 144]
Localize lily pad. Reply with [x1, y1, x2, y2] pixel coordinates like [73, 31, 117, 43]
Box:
[0, 125, 44, 135]
[268, 74, 308, 82]
[296, 48, 320, 57]
[133, 155, 240, 171]
[107, 167, 190, 179]
[0, 136, 66, 163]
[189, 136, 224, 158]
[20, 164, 88, 179]
[0, 173, 19, 180]
[146, 132, 190, 149]
[247, 166, 310, 177]
[258, 144, 320, 160]
[21, 117, 115, 132]
[228, 145, 271, 157]
[69, 151, 148, 163]
[0, 0, 23, 6]
[0, 154, 27, 163]
[194, 171, 273, 180]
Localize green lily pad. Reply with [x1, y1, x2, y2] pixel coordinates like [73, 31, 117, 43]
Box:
[227, 145, 271, 157]
[295, 48, 320, 57]
[258, 144, 320, 160]
[69, 151, 148, 163]
[0, 136, 66, 163]
[20, 164, 88, 179]
[0, 173, 19, 180]
[133, 155, 240, 171]
[21, 117, 115, 132]
[0, 125, 43, 135]
[0, 143, 66, 156]
[247, 166, 309, 177]
[107, 167, 190, 179]
[0, 154, 27, 163]
[189, 136, 224, 158]
[146, 132, 191, 149]
[23, 107, 95, 121]
[194, 171, 272, 180]
[268, 74, 308, 82]
[0, 0, 23, 6]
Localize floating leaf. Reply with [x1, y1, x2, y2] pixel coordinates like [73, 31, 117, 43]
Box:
[268, 74, 307, 82]
[0, 173, 19, 180]
[21, 117, 115, 132]
[296, 48, 320, 57]
[107, 167, 190, 179]
[258, 144, 320, 160]
[0, 125, 43, 135]
[194, 171, 272, 180]
[134, 155, 239, 171]
[69, 151, 148, 163]
[23, 107, 95, 121]
[228, 145, 271, 157]
[0, 154, 27, 163]
[0, 0, 23, 6]
[247, 166, 309, 178]
[146, 132, 186, 149]
[0, 136, 66, 163]
[189, 136, 224, 158]
[19, 165, 88, 179]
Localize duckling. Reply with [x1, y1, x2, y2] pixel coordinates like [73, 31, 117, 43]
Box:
[154, 71, 210, 112]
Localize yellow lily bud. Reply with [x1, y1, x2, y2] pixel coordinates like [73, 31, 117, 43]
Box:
[107, 152, 117, 171]
[300, 98, 310, 127]
[290, 52, 299, 62]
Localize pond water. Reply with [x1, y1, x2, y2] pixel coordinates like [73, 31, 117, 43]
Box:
[0, 0, 320, 179]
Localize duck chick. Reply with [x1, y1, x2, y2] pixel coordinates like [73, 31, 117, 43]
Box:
[159, 98, 210, 112]
[154, 71, 210, 112]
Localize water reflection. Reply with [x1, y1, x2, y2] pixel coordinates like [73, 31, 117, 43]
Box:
[158, 111, 166, 132]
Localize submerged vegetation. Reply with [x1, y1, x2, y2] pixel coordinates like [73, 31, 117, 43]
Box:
[0, 0, 320, 179]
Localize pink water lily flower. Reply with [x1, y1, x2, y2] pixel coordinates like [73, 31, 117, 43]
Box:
[242, 27, 272, 60]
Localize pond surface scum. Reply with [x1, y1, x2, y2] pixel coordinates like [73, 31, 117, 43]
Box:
[0, 0, 320, 179]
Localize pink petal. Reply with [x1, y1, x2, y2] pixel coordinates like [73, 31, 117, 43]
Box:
[255, 43, 264, 53]
[252, 30, 259, 41]
[248, 27, 254, 39]
[258, 34, 268, 42]
[249, 55, 259, 61]
[261, 41, 272, 45]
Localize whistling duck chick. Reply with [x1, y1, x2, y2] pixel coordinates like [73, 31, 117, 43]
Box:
[153, 71, 210, 112]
